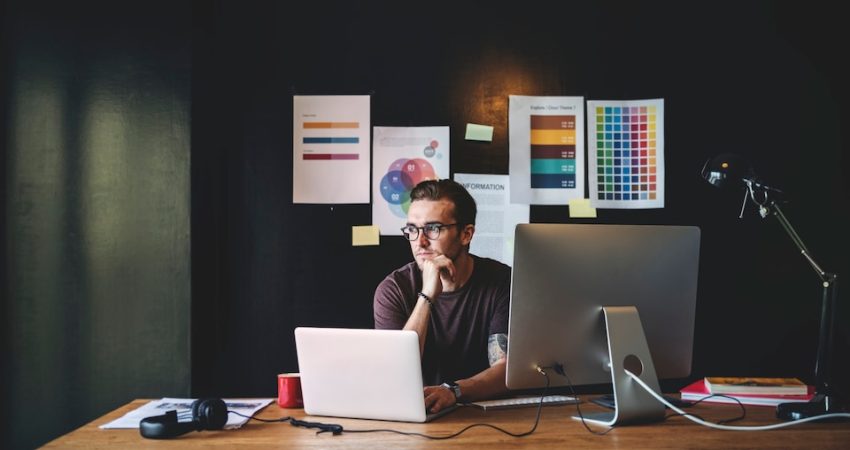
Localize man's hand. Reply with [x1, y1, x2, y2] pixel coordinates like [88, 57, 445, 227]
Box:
[420, 254, 456, 299]
[423, 385, 457, 413]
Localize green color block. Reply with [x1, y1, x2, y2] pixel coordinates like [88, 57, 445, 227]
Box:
[530, 159, 576, 174]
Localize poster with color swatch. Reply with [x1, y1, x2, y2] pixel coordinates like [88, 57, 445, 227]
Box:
[587, 99, 664, 209]
[373, 126, 450, 235]
[509, 95, 585, 205]
[293, 95, 370, 204]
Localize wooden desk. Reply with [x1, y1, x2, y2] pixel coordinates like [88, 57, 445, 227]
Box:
[44, 398, 849, 449]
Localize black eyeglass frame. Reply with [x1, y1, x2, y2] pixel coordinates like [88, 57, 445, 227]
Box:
[400, 223, 459, 241]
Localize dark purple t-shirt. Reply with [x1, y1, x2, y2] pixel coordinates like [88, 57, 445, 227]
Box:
[373, 255, 511, 385]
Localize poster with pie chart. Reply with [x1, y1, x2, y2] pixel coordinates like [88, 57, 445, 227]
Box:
[373, 126, 450, 236]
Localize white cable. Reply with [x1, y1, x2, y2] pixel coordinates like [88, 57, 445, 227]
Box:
[624, 369, 850, 431]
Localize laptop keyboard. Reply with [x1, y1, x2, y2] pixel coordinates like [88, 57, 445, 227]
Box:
[425, 403, 459, 422]
[469, 395, 577, 410]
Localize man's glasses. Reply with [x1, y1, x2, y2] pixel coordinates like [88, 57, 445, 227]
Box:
[400, 223, 458, 241]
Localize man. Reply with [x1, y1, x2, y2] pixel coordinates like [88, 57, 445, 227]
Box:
[374, 179, 511, 413]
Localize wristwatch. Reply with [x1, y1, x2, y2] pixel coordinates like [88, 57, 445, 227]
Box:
[440, 381, 462, 400]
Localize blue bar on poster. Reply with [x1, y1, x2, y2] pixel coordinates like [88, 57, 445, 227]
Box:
[303, 137, 359, 144]
[531, 174, 576, 189]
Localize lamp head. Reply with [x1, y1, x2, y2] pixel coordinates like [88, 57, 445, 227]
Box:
[700, 153, 754, 190]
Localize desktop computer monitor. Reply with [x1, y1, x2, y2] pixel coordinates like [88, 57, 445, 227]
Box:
[505, 224, 700, 425]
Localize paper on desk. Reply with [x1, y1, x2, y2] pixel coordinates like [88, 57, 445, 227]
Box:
[99, 398, 274, 430]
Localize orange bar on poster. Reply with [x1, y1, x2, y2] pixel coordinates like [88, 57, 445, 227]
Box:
[303, 122, 360, 129]
[530, 129, 576, 145]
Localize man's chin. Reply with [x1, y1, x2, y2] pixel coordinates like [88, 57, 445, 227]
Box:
[414, 254, 435, 269]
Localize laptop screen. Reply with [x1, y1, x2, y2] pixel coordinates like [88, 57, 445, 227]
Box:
[295, 327, 433, 422]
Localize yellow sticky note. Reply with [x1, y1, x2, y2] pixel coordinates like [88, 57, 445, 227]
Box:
[465, 123, 494, 142]
[568, 198, 597, 218]
[352, 225, 380, 246]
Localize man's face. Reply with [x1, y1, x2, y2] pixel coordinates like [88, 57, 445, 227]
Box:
[406, 199, 473, 269]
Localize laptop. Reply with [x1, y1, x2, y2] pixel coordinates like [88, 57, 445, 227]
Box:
[294, 327, 458, 423]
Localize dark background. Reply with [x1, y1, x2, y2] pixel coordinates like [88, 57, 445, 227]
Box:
[3, 1, 848, 448]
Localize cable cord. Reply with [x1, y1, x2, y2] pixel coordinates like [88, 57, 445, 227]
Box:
[624, 369, 850, 430]
[230, 411, 344, 434]
[229, 411, 292, 423]
[231, 371, 554, 439]
[664, 395, 746, 425]
[342, 372, 551, 439]
[546, 364, 615, 435]
[547, 364, 747, 431]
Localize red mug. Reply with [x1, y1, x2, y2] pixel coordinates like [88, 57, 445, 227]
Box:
[278, 373, 303, 408]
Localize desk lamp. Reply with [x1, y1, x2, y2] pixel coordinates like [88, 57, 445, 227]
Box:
[700, 153, 844, 420]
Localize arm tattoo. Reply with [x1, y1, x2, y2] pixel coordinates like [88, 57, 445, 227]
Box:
[487, 333, 508, 366]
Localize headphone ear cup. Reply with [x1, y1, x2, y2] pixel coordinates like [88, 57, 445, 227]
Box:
[193, 398, 228, 430]
[190, 399, 204, 421]
[140, 399, 228, 439]
[140, 410, 198, 439]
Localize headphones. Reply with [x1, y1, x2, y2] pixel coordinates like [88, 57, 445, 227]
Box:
[140, 398, 229, 439]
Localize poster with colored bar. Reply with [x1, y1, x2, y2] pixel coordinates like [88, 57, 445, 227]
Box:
[293, 95, 370, 204]
[372, 126, 450, 236]
[509, 95, 585, 205]
[587, 99, 664, 209]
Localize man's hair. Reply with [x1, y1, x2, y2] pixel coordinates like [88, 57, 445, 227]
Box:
[409, 179, 477, 226]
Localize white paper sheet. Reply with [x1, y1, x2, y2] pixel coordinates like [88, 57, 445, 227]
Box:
[293, 95, 370, 204]
[509, 95, 585, 205]
[99, 398, 274, 430]
[372, 126, 450, 235]
[586, 99, 664, 209]
[453, 174, 529, 267]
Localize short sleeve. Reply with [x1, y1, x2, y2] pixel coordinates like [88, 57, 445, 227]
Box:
[488, 262, 511, 335]
[373, 276, 411, 330]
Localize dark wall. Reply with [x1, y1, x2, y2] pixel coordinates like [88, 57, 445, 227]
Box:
[3, 1, 848, 448]
[1, 1, 191, 448]
[191, 0, 849, 400]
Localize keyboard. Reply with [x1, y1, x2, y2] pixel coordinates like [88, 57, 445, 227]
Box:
[468, 395, 578, 411]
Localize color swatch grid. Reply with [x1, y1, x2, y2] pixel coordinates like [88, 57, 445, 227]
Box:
[595, 106, 658, 201]
[529, 115, 576, 189]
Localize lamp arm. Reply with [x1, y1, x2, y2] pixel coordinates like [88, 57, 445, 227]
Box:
[707, 159, 845, 417]
[761, 199, 839, 401]
[763, 200, 830, 283]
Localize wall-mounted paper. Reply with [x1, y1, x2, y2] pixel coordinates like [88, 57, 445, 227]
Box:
[454, 173, 529, 267]
[568, 198, 597, 218]
[293, 95, 370, 204]
[465, 123, 494, 142]
[352, 225, 380, 246]
[509, 95, 585, 205]
[373, 127, 450, 235]
[587, 99, 664, 209]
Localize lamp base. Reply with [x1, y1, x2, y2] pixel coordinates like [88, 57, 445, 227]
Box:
[776, 395, 848, 421]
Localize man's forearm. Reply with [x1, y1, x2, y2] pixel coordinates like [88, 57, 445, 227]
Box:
[403, 296, 431, 355]
[455, 359, 509, 402]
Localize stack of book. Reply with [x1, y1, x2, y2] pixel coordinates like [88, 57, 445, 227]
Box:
[679, 377, 814, 407]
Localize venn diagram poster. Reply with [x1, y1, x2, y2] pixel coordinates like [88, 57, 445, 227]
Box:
[293, 95, 370, 204]
[509, 95, 585, 205]
[372, 127, 450, 236]
[586, 99, 664, 209]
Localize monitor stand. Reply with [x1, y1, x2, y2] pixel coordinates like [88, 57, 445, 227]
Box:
[574, 306, 666, 427]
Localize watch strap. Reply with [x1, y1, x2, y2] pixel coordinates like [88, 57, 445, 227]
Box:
[440, 381, 461, 399]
